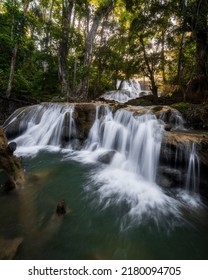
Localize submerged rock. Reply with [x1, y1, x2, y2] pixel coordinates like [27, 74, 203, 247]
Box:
[56, 199, 67, 216]
[0, 237, 23, 259]
[97, 151, 116, 164]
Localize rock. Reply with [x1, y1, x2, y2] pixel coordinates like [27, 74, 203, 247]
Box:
[6, 142, 17, 155]
[56, 199, 66, 216]
[157, 166, 182, 188]
[0, 128, 25, 190]
[164, 124, 172, 131]
[0, 237, 23, 259]
[74, 103, 97, 144]
[61, 112, 71, 145]
[97, 151, 116, 164]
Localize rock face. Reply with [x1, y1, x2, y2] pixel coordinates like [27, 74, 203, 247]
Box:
[158, 130, 208, 198]
[0, 127, 25, 190]
[73, 103, 97, 145]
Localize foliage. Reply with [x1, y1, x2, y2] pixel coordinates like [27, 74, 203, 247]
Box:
[0, 0, 207, 101]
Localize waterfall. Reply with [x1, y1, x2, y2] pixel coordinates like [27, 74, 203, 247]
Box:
[101, 79, 150, 103]
[3, 103, 201, 195]
[159, 108, 186, 131]
[3, 103, 76, 155]
[85, 108, 164, 182]
[185, 143, 200, 193]
[3, 102, 204, 226]
[74, 106, 185, 226]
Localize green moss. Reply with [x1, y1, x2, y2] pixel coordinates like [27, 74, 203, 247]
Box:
[171, 102, 191, 113]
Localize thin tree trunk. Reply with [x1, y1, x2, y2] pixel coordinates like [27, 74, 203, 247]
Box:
[161, 31, 166, 83]
[140, 35, 158, 100]
[6, 1, 29, 98]
[79, 0, 115, 100]
[45, 0, 55, 53]
[6, 43, 18, 98]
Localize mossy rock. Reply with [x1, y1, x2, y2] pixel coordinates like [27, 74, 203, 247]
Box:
[170, 102, 191, 113]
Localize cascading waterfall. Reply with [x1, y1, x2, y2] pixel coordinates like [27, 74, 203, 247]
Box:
[85, 108, 164, 182]
[101, 79, 150, 103]
[3, 103, 203, 226]
[3, 103, 76, 155]
[73, 107, 185, 226]
[185, 143, 200, 193]
[159, 108, 186, 131]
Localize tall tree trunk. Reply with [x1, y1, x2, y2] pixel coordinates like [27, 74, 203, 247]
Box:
[45, 0, 55, 54]
[161, 31, 166, 83]
[140, 35, 158, 100]
[58, 0, 74, 100]
[6, 43, 18, 98]
[79, 0, 116, 100]
[6, 1, 30, 98]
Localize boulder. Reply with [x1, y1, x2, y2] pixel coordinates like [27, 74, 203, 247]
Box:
[97, 151, 116, 164]
[74, 103, 97, 144]
[157, 166, 182, 188]
[56, 199, 66, 216]
[0, 128, 25, 190]
[6, 142, 17, 155]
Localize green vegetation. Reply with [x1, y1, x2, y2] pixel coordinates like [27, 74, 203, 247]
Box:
[0, 0, 207, 102]
[171, 102, 191, 113]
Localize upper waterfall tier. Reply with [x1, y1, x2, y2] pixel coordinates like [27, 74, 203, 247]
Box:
[101, 80, 151, 103]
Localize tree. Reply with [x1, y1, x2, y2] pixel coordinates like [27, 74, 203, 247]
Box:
[78, 0, 116, 100]
[58, 0, 74, 100]
[5, 0, 31, 98]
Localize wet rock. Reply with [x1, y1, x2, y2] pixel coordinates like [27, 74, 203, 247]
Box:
[157, 166, 182, 188]
[56, 199, 66, 216]
[0, 128, 25, 190]
[74, 103, 97, 144]
[97, 151, 116, 164]
[164, 130, 208, 167]
[6, 142, 17, 155]
[164, 124, 172, 131]
[61, 112, 71, 145]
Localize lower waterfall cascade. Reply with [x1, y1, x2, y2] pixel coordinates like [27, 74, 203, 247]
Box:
[1, 102, 208, 259]
[3, 103, 203, 204]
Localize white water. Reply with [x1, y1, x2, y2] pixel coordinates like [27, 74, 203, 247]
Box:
[71, 107, 187, 226]
[185, 143, 200, 193]
[4, 103, 75, 156]
[3, 103, 203, 227]
[159, 108, 186, 131]
[101, 80, 151, 103]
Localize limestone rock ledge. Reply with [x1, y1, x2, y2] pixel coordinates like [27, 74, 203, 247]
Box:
[0, 127, 25, 190]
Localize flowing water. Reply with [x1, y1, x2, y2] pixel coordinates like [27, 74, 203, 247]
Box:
[1, 103, 208, 260]
[101, 80, 151, 103]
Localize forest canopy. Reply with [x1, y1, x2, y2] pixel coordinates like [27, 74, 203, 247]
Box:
[0, 0, 207, 101]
